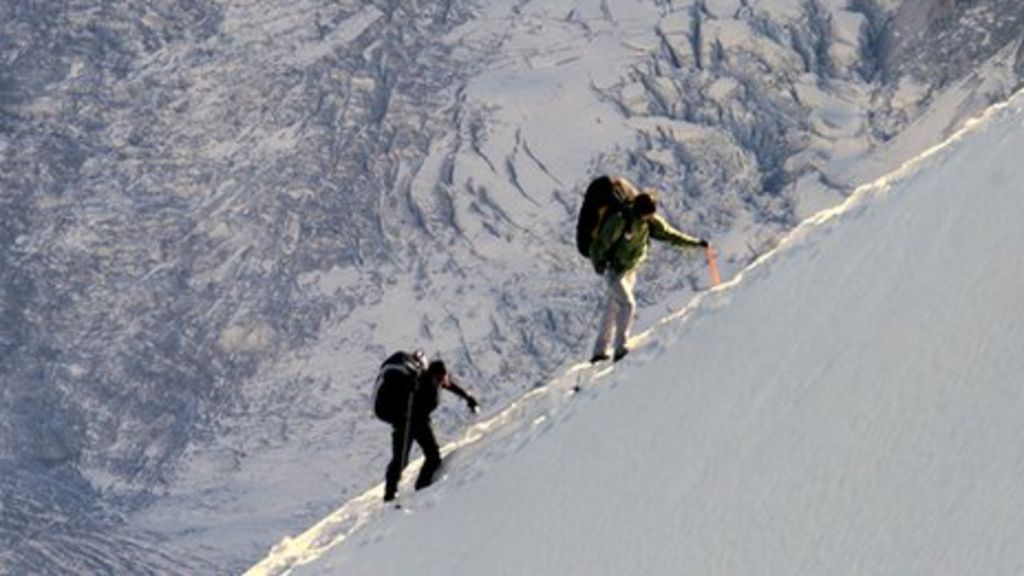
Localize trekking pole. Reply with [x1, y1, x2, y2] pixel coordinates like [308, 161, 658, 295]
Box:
[397, 383, 416, 487]
[706, 244, 721, 287]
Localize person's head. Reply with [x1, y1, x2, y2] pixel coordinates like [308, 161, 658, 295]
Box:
[427, 360, 449, 387]
[633, 192, 657, 222]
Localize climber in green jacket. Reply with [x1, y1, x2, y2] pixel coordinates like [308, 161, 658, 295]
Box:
[589, 182, 708, 363]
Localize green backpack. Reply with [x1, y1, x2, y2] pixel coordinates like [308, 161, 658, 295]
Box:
[575, 176, 636, 258]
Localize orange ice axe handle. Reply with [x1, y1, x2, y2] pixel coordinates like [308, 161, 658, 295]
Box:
[706, 244, 721, 287]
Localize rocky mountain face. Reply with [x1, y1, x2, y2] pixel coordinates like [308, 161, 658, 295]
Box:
[2, 0, 1022, 572]
[882, 0, 1024, 84]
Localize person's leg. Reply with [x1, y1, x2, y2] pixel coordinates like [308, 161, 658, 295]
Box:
[413, 421, 443, 491]
[384, 423, 412, 501]
[611, 269, 637, 356]
[592, 271, 621, 360]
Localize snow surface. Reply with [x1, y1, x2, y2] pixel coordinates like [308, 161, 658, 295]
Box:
[252, 89, 1024, 576]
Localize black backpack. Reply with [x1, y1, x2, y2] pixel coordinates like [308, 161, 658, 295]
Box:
[373, 351, 426, 424]
[575, 176, 636, 258]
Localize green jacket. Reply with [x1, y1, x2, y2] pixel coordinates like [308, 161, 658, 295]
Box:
[590, 205, 703, 273]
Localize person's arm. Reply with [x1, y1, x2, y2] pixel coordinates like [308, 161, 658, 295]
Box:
[589, 212, 626, 272]
[648, 215, 706, 248]
[443, 378, 479, 412]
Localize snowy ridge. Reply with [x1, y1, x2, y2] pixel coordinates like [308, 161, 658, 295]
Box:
[286, 86, 1024, 576]
[248, 88, 1024, 576]
[724, 84, 1023, 291]
[245, 360, 619, 576]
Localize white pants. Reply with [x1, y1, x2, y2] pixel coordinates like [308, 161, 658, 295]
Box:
[592, 268, 637, 357]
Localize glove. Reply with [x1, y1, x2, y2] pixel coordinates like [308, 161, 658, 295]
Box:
[593, 261, 606, 275]
[696, 238, 710, 248]
[466, 396, 479, 413]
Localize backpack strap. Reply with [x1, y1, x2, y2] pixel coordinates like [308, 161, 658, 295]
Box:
[608, 177, 638, 243]
[606, 202, 636, 250]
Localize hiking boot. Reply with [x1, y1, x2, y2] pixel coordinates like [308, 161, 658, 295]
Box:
[590, 352, 611, 364]
[613, 347, 630, 362]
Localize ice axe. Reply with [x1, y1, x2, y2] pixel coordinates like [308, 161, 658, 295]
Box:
[706, 244, 721, 287]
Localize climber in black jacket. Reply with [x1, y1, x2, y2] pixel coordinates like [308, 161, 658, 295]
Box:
[374, 351, 478, 502]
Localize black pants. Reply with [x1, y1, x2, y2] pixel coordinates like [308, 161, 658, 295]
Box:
[384, 418, 442, 501]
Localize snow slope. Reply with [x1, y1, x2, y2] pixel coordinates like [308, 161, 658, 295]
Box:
[257, 89, 1024, 575]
